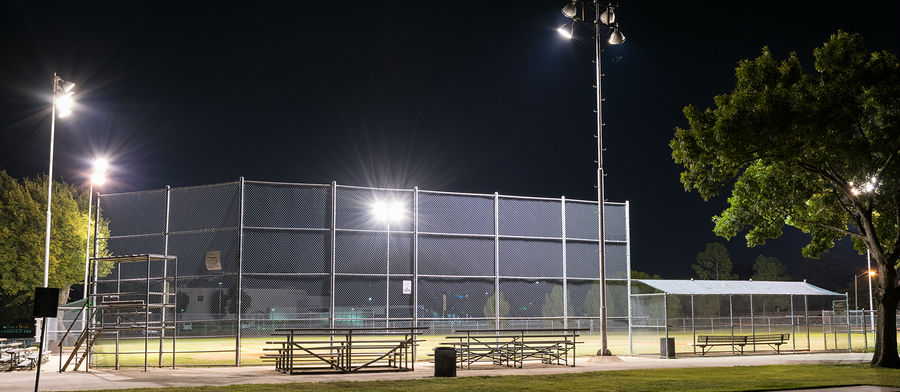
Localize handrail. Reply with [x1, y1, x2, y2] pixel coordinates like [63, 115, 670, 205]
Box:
[58, 303, 88, 372]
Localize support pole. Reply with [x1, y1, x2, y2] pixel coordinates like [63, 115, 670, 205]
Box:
[750, 294, 755, 352]
[790, 295, 795, 353]
[561, 197, 567, 329]
[866, 250, 875, 341]
[330, 182, 337, 330]
[493, 192, 500, 330]
[236, 178, 244, 366]
[625, 201, 632, 355]
[691, 295, 695, 355]
[729, 295, 734, 356]
[412, 186, 419, 361]
[844, 293, 851, 352]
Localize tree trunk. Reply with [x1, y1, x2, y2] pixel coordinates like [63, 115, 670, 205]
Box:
[870, 265, 899, 368]
[58, 284, 71, 306]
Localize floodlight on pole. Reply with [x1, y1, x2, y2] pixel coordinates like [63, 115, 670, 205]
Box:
[43, 74, 76, 289]
[371, 199, 405, 327]
[555, 0, 626, 357]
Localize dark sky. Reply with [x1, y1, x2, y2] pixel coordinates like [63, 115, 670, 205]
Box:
[1, 1, 897, 282]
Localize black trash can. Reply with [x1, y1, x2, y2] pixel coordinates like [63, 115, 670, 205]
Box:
[434, 346, 457, 377]
[660, 337, 675, 359]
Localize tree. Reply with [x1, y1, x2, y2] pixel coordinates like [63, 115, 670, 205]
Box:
[752, 255, 790, 281]
[0, 172, 112, 321]
[483, 291, 509, 319]
[692, 242, 738, 280]
[670, 31, 899, 367]
[541, 285, 573, 327]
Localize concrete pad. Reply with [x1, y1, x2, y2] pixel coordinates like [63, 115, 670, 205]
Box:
[1, 352, 883, 392]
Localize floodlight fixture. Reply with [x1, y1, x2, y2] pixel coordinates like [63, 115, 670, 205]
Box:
[599, 8, 615, 25]
[557, 23, 574, 39]
[608, 27, 625, 45]
[561, 2, 577, 18]
[371, 200, 405, 223]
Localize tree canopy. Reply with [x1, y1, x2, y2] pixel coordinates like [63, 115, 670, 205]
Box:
[670, 31, 899, 367]
[692, 242, 738, 280]
[751, 255, 790, 281]
[0, 171, 111, 321]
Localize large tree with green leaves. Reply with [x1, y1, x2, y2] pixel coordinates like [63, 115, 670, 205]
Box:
[752, 255, 790, 281]
[0, 171, 111, 321]
[670, 31, 899, 367]
[693, 242, 738, 280]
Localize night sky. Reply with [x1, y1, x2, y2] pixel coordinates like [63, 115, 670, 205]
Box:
[1, 1, 897, 283]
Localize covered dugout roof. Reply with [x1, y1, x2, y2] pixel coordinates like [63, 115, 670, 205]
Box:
[634, 279, 842, 296]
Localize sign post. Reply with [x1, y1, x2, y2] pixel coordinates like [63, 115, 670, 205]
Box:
[33, 287, 59, 392]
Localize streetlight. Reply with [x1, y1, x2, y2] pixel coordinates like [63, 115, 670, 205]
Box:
[82, 158, 108, 301]
[43, 73, 76, 288]
[557, 1, 626, 356]
[852, 270, 876, 310]
[371, 200, 404, 327]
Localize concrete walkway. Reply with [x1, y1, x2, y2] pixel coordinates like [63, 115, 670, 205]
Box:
[1, 352, 890, 392]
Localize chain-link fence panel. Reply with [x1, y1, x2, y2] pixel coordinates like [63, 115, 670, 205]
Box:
[499, 279, 563, 319]
[566, 241, 599, 279]
[334, 231, 386, 274]
[98, 190, 167, 236]
[389, 232, 413, 276]
[168, 229, 240, 276]
[104, 235, 166, 279]
[243, 182, 330, 229]
[418, 235, 494, 276]
[498, 197, 561, 238]
[565, 201, 598, 240]
[418, 192, 493, 235]
[499, 239, 562, 277]
[334, 276, 386, 320]
[605, 242, 628, 279]
[603, 203, 627, 242]
[416, 277, 494, 319]
[389, 277, 414, 318]
[242, 229, 329, 274]
[169, 183, 241, 232]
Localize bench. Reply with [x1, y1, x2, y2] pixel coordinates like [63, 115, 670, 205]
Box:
[262, 327, 427, 374]
[694, 333, 790, 356]
[442, 328, 585, 368]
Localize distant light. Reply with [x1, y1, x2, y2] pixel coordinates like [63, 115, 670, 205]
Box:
[868, 270, 877, 277]
[608, 28, 625, 45]
[556, 24, 574, 39]
[561, 3, 577, 18]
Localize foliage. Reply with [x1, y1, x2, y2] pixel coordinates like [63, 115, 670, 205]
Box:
[670, 31, 899, 367]
[752, 255, 790, 281]
[482, 291, 509, 319]
[692, 242, 738, 280]
[0, 171, 111, 321]
[541, 285, 574, 324]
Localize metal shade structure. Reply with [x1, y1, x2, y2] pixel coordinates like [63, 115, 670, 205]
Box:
[634, 280, 842, 296]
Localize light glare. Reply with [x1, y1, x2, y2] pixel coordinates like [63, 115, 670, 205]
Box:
[90, 172, 107, 186]
[557, 24, 573, 39]
[371, 200, 405, 223]
[56, 93, 74, 117]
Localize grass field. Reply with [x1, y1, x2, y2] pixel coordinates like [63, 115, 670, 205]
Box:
[78, 330, 889, 367]
[62, 364, 900, 392]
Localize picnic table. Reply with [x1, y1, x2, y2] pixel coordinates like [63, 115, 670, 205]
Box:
[443, 328, 586, 368]
[262, 327, 427, 374]
[1, 343, 39, 371]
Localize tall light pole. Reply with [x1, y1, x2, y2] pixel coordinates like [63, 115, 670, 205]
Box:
[372, 200, 404, 328]
[43, 73, 76, 288]
[558, 1, 625, 356]
[82, 158, 108, 300]
[866, 250, 875, 337]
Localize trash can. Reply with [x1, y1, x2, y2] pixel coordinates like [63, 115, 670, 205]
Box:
[434, 346, 457, 377]
[660, 337, 675, 359]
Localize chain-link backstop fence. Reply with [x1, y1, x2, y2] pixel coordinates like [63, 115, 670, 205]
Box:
[88, 179, 630, 366]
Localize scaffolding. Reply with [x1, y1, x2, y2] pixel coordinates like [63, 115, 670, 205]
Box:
[60, 254, 177, 372]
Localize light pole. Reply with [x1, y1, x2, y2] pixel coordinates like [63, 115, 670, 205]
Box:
[82, 158, 108, 300]
[43, 74, 76, 288]
[557, 1, 625, 356]
[866, 250, 875, 336]
[371, 200, 404, 328]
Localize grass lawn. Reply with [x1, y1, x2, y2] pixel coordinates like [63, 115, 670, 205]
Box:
[68, 364, 899, 392]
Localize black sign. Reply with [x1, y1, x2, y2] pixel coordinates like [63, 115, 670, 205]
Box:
[33, 287, 60, 318]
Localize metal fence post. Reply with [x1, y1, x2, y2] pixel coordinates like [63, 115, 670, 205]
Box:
[236, 178, 244, 366]
[561, 196, 567, 329]
[729, 294, 734, 355]
[413, 186, 419, 361]
[845, 293, 852, 352]
[749, 294, 755, 352]
[691, 295, 695, 355]
[330, 182, 337, 329]
[163, 185, 171, 367]
[494, 192, 500, 330]
[625, 200, 632, 354]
